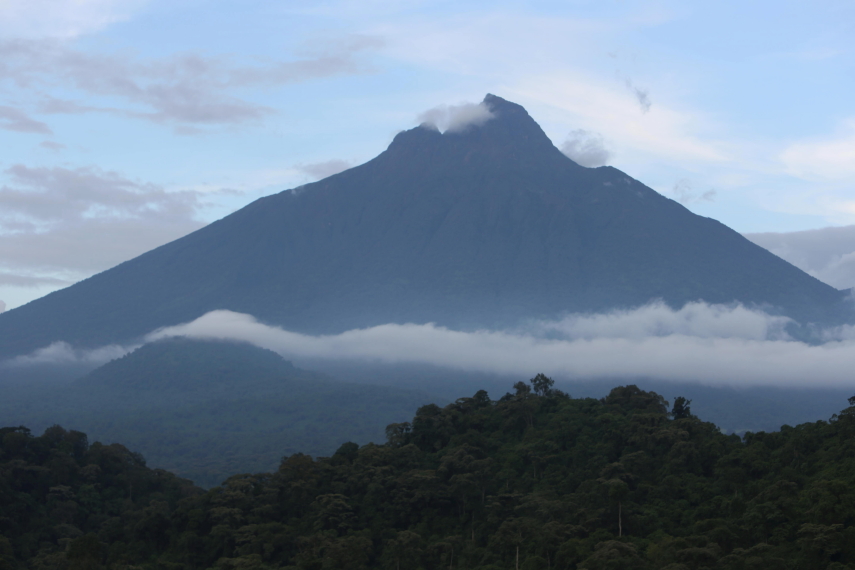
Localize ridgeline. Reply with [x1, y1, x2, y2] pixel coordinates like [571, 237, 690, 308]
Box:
[3, 377, 855, 569]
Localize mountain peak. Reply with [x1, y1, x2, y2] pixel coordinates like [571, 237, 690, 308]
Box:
[385, 94, 567, 169]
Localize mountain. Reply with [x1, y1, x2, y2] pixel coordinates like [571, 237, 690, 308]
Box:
[0, 338, 433, 487]
[0, 94, 847, 359]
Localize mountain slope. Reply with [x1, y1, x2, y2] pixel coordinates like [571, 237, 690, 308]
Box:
[0, 94, 846, 359]
[0, 338, 432, 486]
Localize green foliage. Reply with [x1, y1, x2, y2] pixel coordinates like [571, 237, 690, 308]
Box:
[6, 377, 855, 569]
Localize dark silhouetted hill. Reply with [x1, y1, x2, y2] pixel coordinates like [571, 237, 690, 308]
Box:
[0, 339, 433, 487]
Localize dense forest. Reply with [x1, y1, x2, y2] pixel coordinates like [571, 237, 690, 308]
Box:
[0, 339, 432, 487]
[3, 376, 855, 569]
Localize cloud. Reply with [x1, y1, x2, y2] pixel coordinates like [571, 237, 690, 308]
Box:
[780, 118, 855, 180]
[0, 164, 205, 275]
[39, 140, 65, 151]
[0, 36, 381, 129]
[745, 225, 855, 290]
[3, 341, 136, 367]
[0, 105, 52, 134]
[560, 129, 612, 167]
[417, 102, 494, 133]
[127, 303, 855, 387]
[0, 0, 147, 39]
[671, 178, 716, 204]
[0, 300, 5, 313]
[0, 272, 70, 288]
[295, 159, 353, 180]
[624, 78, 651, 113]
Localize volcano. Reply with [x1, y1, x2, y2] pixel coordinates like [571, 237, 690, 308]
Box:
[0, 94, 847, 359]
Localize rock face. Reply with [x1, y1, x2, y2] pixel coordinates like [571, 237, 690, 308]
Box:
[0, 94, 846, 358]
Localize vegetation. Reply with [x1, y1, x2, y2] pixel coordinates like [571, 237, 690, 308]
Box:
[4, 375, 855, 569]
[0, 339, 432, 488]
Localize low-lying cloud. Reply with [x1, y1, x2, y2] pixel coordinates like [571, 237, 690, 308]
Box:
[11, 302, 855, 387]
[81, 302, 851, 387]
[745, 225, 855, 290]
[560, 129, 612, 167]
[4, 340, 136, 367]
[418, 102, 494, 133]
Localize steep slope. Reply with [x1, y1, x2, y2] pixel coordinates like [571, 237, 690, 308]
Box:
[0, 94, 846, 359]
[0, 338, 432, 486]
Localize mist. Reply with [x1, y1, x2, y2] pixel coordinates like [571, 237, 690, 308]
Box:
[125, 302, 853, 388]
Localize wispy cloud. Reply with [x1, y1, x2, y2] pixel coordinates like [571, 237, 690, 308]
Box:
[0, 35, 382, 130]
[0, 0, 148, 39]
[779, 118, 855, 181]
[624, 78, 651, 113]
[0, 105, 52, 134]
[294, 159, 353, 180]
[671, 178, 716, 204]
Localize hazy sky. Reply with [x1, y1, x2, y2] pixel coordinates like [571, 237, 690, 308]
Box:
[2, 0, 855, 310]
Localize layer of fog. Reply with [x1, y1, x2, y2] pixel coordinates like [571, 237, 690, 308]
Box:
[9, 301, 855, 388]
[417, 102, 494, 133]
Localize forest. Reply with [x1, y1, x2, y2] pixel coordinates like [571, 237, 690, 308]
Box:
[3, 375, 855, 570]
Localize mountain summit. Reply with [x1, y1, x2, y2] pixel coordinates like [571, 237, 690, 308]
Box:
[0, 95, 847, 358]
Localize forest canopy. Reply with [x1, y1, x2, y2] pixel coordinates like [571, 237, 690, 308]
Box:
[3, 375, 855, 569]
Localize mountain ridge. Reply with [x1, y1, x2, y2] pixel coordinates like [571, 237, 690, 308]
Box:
[0, 94, 847, 359]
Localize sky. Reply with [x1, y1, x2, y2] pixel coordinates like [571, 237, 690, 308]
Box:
[2, 0, 855, 311]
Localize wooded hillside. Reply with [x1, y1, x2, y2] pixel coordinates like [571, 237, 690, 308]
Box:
[3, 376, 855, 569]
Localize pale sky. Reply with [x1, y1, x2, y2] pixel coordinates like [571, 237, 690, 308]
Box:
[2, 0, 855, 310]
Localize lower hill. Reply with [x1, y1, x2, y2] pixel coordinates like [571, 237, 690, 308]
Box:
[3, 377, 855, 569]
[0, 339, 433, 487]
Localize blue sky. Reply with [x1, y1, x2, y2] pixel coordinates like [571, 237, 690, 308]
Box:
[1, 0, 855, 310]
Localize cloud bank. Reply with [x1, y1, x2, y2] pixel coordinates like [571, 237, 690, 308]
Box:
[745, 225, 855, 290]
[417, 102, 494, 133]
[560, 129, 612, 167]
[76, 302, 850, 388]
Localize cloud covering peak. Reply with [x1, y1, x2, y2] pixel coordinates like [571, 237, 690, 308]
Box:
[417, 101, 494, 133]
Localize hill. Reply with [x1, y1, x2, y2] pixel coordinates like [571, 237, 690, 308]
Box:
[4, 377, 855, 569]
[0, 94, 847, 360]
[0, 339, 432, 487]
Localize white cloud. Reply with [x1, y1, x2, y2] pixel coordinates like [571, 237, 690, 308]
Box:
[560, 129, 612, 167]
[124, 303, 855, 387]
[417, 101, 494, 133]
[0, 300, 5, 313]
